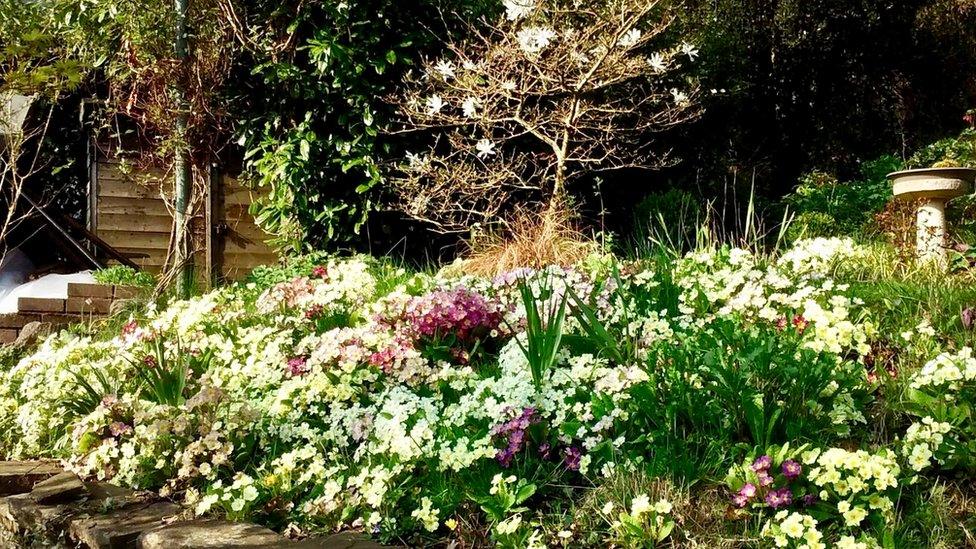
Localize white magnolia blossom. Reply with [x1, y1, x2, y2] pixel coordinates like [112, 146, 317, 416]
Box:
[433, 59, 456, 81]
[475, 138, 496, 159]
[426, 95, 445, 115]
[618, 28, 642, 48]
[516, 26, 557, 55]
[647, 52, 667, 73]
[504, 0, 536, 21]
[671, 88, 689, 106]
[405, 152, 429, 171]
[462, 97, 479, 118]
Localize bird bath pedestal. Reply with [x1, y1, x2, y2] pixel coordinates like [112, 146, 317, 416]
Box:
[888, 167, 976, 264]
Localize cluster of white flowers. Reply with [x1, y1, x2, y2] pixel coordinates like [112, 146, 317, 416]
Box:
[255, 257, 376, 319]
[803, 447, 898, 527]
[903, 417, 952, 472]
[762, 511, 824, 549]
[901, 349, 975, 476]
[910, 347, 976, 395]
[674, 240, 874, 357]
[777, 237, 866, 278]
[0, 242, 894, 539]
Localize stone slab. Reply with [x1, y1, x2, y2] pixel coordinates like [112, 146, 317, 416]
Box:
[138, 519, 287, 548]
[294, 532, 388, 548]
[68, 282, 115, 299]
[114, 286, 143, 300]
[0, 477, 149, 547]
[0, 313, 39, 329]
[0, 461, 63, 496]
[0, 329, 16, 345]
[66, 297, 113, 315]
[0, 492, 70, 541]
[38, 313, 85, 325]
[17, 297, 65, 313]
[31, 472, 88, 505]
[69, 501, 181, 549]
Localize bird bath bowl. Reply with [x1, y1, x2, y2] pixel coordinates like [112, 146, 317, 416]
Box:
[888, 167, 976, 264]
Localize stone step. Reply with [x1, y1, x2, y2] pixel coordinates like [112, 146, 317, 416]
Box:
[31, 472, 88, 505]
[0, 464, 389, 549]
[138, 519, 287, 548]
[0, 461, 63, 497]
[69, 501, 182, 549]
[67, 283, 115, 299]
[66, 297, 113, 315]
[0, 313, 40, 329]
[296, 532, 388, 548]
[0, 478, 146, 546]
[137, 521, 389, 549]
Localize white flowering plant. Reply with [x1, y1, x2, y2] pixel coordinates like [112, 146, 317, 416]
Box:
[901, 348, 976, 474]
[0, 237, 958, 545]
[391, 0, 699, 232]
[602, 494, 675, 547]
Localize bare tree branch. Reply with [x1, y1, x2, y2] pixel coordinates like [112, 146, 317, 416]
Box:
[387, 0, 701, 233]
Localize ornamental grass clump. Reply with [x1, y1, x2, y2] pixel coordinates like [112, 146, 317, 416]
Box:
[460, 205, 599, 277]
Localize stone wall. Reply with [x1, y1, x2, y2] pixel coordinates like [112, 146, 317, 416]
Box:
[0, 283, 142, 345]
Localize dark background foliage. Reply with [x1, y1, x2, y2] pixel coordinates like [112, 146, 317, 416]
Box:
[615, 0, 976, 232]
[228, 0, 495, 255]
[6, 0, 976, 260]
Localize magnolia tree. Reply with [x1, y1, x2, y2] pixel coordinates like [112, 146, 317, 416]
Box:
[391, 0, 699, 232]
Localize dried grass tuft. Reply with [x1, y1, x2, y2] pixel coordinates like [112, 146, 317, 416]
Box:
[458, 204, 598, 277]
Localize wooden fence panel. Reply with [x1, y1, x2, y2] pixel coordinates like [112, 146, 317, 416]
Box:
[92, 158, 278, 282]
[213, 177, 278, 281]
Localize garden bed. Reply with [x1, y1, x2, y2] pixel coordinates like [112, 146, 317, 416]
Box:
[0, 238, 974, 547]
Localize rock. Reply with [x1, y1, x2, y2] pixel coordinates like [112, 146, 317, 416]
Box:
[30, 471, 88, 505]
[293, 532, 387, 549]
[68, 501, 181, 549]
[0, 481, 145, 545]
[0, 494, 74, 544]
[0, 461, 62, 496]
[138, 519, 287, 548]
[12, 321, 53, 350]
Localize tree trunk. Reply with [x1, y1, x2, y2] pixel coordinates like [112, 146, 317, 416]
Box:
[173, 0, 192, 297]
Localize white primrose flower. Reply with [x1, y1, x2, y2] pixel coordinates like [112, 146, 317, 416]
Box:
[630, 494, 651, 517]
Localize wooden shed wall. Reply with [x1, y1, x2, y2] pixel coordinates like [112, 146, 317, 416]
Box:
[91, 158, 278, 283]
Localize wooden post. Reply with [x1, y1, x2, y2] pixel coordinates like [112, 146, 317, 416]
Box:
[203, 164, 216, 290]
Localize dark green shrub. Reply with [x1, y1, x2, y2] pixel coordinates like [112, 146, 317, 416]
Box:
[784, 155, 902, 242]
[632, 189, 705, 252]
[91, 266, 156, 288]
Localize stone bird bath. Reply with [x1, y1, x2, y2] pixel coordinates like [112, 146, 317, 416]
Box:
[888, 167, 976, 264]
